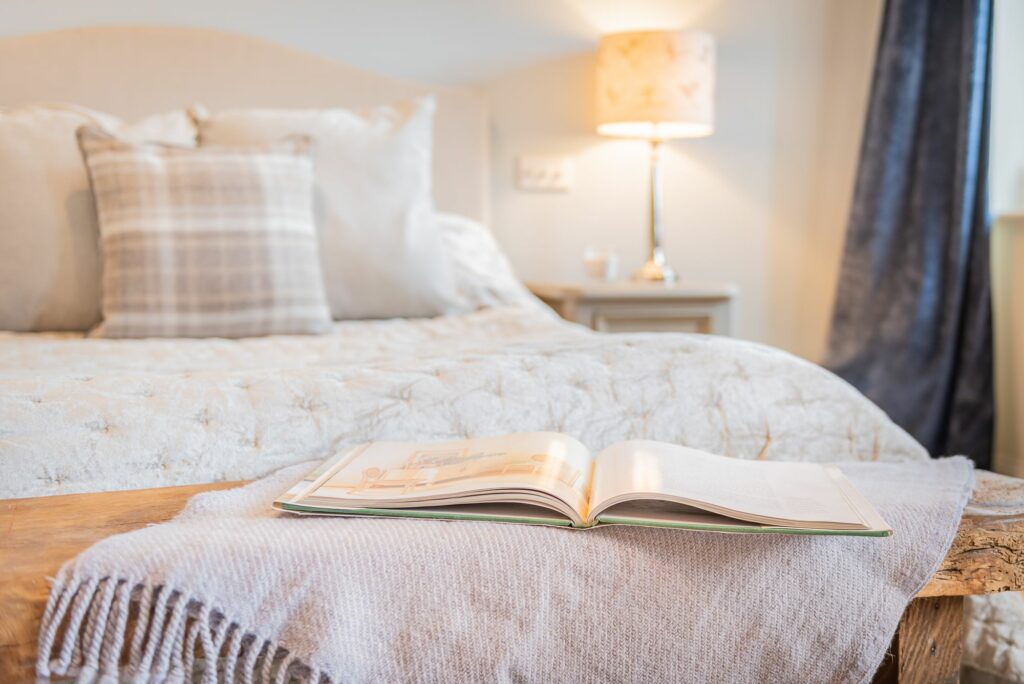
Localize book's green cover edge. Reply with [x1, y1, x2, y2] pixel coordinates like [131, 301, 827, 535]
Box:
[278, 502, 575, 527]
[278, 503, 891, 536]
[594, 514, 893, 537]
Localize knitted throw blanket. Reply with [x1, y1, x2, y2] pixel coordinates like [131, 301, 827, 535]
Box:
[39, 458, 974, 683]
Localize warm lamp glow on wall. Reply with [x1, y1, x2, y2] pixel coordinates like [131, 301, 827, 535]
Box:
[596, 30, 715, 283]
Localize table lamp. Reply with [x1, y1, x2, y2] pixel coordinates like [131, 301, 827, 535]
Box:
[596, 30, 715, 283]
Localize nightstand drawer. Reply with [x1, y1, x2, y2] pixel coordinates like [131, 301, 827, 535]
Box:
[590, 304, 722, 334]
[527, 281, 737, 336]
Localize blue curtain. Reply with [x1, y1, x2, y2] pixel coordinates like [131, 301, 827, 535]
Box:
[826, 0, 993, 466]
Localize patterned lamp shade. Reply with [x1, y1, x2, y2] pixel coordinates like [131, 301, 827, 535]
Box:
[596, 30, 715, 140]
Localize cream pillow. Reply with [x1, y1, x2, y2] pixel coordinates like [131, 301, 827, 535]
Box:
[437, 212, 540, 311]
[0, 104, 197, 331]
[78, 128, 332, 339]
[195, 97, 461, 320]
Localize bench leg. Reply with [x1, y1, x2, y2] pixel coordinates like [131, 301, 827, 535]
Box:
[874, 596, 964, 684]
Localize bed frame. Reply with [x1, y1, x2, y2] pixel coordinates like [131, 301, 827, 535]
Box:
[0, 25, 490, 223]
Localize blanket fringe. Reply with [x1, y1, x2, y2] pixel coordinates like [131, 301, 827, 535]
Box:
[37, 577, 329, 683]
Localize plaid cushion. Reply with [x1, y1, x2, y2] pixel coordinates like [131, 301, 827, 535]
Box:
[77, 127, 332, 338]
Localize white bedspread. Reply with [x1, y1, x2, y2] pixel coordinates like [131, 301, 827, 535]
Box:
[0, 306, 925, 499]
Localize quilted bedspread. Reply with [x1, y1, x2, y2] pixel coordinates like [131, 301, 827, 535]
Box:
[0, 305, 926, 499]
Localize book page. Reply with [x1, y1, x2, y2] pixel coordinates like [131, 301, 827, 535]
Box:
[593, 499, 774, 528]
[297, 432, 593, 519]
[589, 441, 868, 528]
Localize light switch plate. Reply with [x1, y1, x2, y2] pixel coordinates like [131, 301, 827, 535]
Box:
[516, 155, 575, 192]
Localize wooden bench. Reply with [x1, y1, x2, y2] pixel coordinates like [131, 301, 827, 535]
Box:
[2, 471, 1023, 682]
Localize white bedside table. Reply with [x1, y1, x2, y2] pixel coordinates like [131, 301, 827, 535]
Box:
[527, 281, 737, 335]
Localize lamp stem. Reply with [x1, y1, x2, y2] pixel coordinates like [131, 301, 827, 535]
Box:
[635, 138, 678, 283]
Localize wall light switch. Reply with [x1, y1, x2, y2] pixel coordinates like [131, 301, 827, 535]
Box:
[516, 155, 575, 192]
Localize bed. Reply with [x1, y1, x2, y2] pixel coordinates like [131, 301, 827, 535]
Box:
[0, 25, 927, 502]
[0, 25, 1018, 682]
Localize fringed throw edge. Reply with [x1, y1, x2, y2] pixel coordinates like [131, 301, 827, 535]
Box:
[37, 576, 330, 683]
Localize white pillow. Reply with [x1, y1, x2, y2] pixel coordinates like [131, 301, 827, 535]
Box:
[0, 104, 197, 331]
[196, 97, 461, 320]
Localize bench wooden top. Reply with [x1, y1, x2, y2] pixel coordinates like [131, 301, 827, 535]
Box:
[2, 470, 1024, 680]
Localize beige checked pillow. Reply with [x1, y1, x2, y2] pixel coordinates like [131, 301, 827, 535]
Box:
[77, 127, 332, 338]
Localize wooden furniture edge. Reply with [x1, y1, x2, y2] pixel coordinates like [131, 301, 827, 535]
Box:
[919, 470, 1024, 598]
[526, 280, 739, 302]
[0, 480, 243, 682]
[2, 470, 1023, 681]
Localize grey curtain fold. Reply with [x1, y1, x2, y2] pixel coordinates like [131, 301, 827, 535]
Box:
[825, 0, 993, 466]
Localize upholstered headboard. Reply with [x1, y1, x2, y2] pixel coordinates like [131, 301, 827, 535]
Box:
[0, 25, 489, 222]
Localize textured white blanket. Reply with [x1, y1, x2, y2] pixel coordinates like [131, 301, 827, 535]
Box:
[0, 307, 926, 499]
[39, 457, 973, 683]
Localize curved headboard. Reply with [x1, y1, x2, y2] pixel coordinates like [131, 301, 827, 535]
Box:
[0, 25, 488, 221]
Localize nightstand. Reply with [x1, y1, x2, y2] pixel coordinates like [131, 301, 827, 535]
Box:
[527, 281, 737, 335]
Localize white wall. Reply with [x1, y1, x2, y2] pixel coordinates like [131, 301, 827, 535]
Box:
[0, 0, 596, 85]
[1, 0, 883, 360]
[992, 0, 1024, 214]
[486, 0, 881, 359]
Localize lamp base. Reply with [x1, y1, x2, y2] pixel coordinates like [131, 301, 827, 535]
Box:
[633, 260, 678, 284]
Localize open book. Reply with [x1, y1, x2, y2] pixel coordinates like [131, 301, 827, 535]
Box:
[275, 432, 891, 536]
